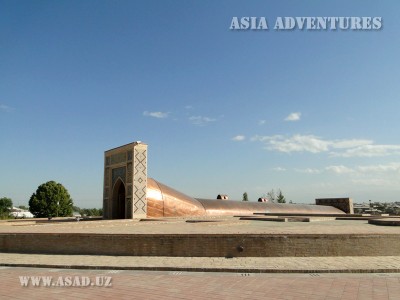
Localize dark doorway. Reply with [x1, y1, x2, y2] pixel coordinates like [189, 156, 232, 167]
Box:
[112, 179, 126, 219]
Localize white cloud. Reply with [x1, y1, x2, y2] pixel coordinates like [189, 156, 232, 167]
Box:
[357, 163, 400, 173]
[271, 163, 400, 176]
[330, 139, 372, 149]
[252, 134, 400, 158]
[326, 165, 355, 174]
[189, 116, 216, 126]
[331, 145, 400, 157]
[348, 163, 400, 188]
[252, 134, 330, 153]
[284, 112, 301, 121]
[0, 104, 13, 112]
[272, 167, 286, 172]
[295, 168, 322, 174]
[351, 178, 394, 187]
[143, 111, 169, 118]
[321, 163, 400, 190]
[232, 135, 245, 142]
[258, 120, 266, 125]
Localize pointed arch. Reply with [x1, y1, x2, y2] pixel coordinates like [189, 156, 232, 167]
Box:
[112, 178, 126, 219]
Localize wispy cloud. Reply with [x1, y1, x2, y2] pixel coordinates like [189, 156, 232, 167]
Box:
[258, 120, 266, 125]
[189, 115, 216, 126]
[143, 111, 169, 119]
[357, 163, 400, 173]
[295, 168, 322, 174]
[303, 163, 400, 176]
[250, 134, 398, 157]
[251, 134, 332, 153]
[349, 163, 400, 187]
[272, 167, 286, 172]
[332, 145, 400, 158]
[284, 112, 301, 121]
[325, 162, 400, 188]
[232, 135, 245, 142]
[326, 165, 355, 174]
[276, 162, 400, 177]
[350, 178, 396, 187]
[0, 104, 14, 112]
[268, 162, 400, 189]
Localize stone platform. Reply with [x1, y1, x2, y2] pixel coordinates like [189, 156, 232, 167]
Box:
[1, 216, 400, 258]
[369, 218, 400, 226]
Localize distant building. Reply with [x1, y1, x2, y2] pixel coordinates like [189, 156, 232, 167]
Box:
[10, 207, 34, 219]
[354, 203, 382, 215]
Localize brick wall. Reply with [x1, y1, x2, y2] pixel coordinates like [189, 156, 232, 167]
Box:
[316, 198, 354, 214]
[1, 233, 398, 257]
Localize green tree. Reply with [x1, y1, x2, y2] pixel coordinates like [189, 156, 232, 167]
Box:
[242, 192, 248, 202]
[29, 181, 73, 219]
[72, 205, 82, 215]
[91, 208, 103, 216]
[0, 197, 13, 218]
[276, 189, 286, 203]
[71, 206, 103, 217]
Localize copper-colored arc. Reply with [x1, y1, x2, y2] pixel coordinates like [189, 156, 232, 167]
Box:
[147, 178, 206, 218]
[146, 178, 345, 218]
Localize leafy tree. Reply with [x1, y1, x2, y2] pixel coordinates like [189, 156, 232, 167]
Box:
[72, 205, 81, 213]
[242, 192, 248, 202]
[276, 189, 286, 203]
[0, 197, 13, 218]
[81, 208, 101, 217]
[17, 205, 28, 210]
[266, 189, 276, 203]
[71, 206, 103, 217]
[265, 189, 286, 203]
[29, 181, 73, 219]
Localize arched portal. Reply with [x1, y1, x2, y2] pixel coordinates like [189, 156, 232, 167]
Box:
[112, 178, 126, 219]
[104, 142, 148, 219]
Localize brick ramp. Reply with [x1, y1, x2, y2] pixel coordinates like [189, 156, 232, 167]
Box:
[1, 253, 400, 273]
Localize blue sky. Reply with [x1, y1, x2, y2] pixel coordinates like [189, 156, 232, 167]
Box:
[1, 1, 400, 208]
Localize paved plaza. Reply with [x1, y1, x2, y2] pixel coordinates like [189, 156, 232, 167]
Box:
[2, 216, 400, 235]
[2, 253, 400, 273]
[2, 217, 400, 298]
[1, 266, 400, 299]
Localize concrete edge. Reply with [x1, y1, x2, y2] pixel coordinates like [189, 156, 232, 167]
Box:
[2, 263, 400, 274]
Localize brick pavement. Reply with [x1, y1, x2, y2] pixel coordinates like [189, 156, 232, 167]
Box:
[2, 217, 400, 299]
[1, 266, 400, 299]
[2, 253, 400, 273]
[2, 217, 400, 235]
